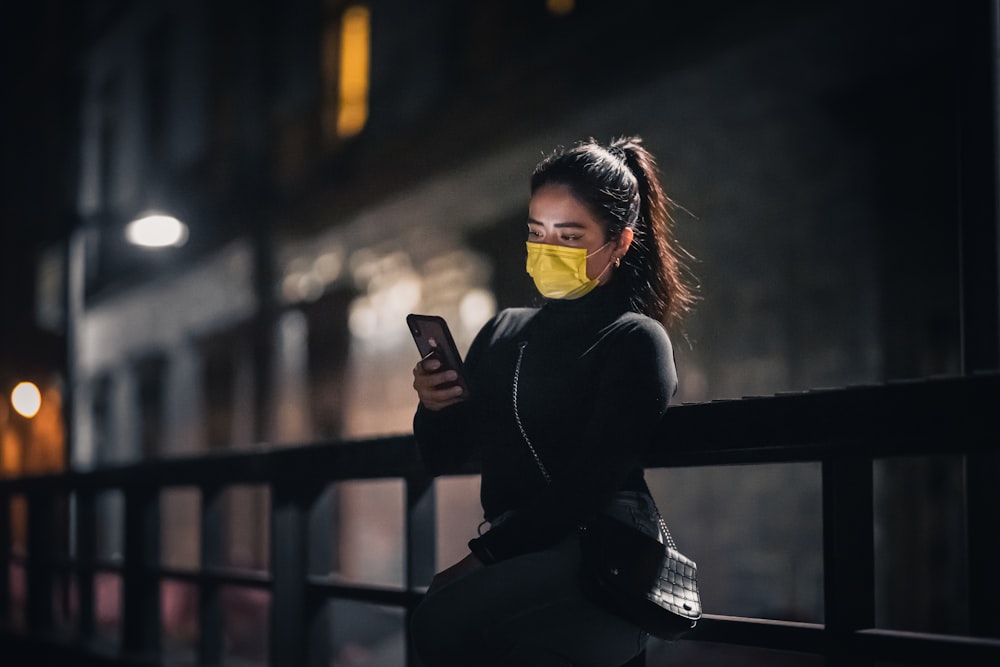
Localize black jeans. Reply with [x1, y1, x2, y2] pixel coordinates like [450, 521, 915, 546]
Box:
[410, 491, 657, 667]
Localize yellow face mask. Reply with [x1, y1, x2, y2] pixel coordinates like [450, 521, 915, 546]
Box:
[525, 241, 612, 300]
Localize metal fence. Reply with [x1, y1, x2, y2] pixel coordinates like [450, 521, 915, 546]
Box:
[2, 372, 1000, 666]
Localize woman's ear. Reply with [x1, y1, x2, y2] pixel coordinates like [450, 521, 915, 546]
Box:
[616, 228, 635, 257]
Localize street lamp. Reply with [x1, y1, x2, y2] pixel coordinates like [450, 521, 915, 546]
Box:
[10, 381, 42, 419]
[64, 212, 189, 469]
[124, 214, 189, 248]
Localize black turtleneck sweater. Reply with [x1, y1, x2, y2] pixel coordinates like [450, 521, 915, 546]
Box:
[413, 282, 677, 564]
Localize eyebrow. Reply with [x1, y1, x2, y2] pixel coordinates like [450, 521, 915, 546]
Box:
[526, 218, 588, 229]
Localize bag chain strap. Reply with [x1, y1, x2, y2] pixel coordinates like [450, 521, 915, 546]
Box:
[512, 341, 677, 551]
[512, 342, 552, 483]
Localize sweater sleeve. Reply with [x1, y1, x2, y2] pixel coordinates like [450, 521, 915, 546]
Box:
[412, 401, 475, 475]
[412, 314, 499, 475]
[469, 318, 676, 563]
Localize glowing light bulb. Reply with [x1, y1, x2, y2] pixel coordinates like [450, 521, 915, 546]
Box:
[125, 215, 189, 248]
[11, 382, 42, 418]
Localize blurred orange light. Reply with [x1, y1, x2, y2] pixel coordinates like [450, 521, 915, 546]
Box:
[2, 428, 23, 475]
[11, 382, 41, 418]
[547, 0, 574, 16]
[337, 6, 370, 137]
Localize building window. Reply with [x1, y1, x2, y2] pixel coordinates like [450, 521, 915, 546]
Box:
[91, 375, 112, 465]
[199, 330, 239, 450]
[135, 354, 167, 459]
[302, 289, 353, 439]
[321, 3, 370, 143]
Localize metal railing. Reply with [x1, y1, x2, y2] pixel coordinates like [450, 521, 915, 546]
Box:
[2, 372, 1000, 666]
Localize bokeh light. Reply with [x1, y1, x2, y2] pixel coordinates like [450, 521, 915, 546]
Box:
[124, 215, 189, 248]
[11, 381, 42, 418]
[337, 5, 370, 137]
[546, 0, 575, 17]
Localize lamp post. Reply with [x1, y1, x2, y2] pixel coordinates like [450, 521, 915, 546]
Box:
[64, 213, 189, 470]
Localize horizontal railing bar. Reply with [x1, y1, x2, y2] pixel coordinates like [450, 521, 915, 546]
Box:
[689, 615, 1000, 665]
[93, 561, 124, 574]
[10, 557, 274, 589]
[17, 552, 333, 588]
[649, 373, 1000, 467]
[306, 577, 423, 608]
[697, 613, 824, 630]
[855, 628, 1000, 664]
[0, 434, 425, 494]
[1, 373, 996, 495]
[159, 566, 271, 589]
[32, 558, 126, 575]
[690, 614, 827, 655]
[0, 630, 161, 667]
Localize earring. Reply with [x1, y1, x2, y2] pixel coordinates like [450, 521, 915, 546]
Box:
[614, 256, 621, 268]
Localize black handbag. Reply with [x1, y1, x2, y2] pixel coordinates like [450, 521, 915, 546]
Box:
[578, 511, 701, 639]
[512, 342, 702, 639]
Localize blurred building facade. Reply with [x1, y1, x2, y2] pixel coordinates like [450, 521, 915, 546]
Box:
[18, 0, 980, 661]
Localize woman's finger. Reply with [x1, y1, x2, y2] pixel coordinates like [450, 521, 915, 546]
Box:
[415, 382, 465, 411]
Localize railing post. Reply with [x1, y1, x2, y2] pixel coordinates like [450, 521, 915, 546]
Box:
[26, 490, 54, 635]
[121, 484, 161, 655]
[823, 456, 875, 666]
[270, 479, 322, 667]
[0, 490, 10, 628]
[199, 483, 224, 665]
[405, 474, 436, 667]
[75, 488, 97, 641]
[957, 0, 1000, 640]
[306, 486, 335, 667]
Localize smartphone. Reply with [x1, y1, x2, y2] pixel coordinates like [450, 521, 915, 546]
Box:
[406, 313, 470, 395]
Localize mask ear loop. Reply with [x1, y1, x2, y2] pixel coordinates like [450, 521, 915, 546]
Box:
[589, 238, 624, 285]
[584, 241, 612, 259]
[591, 251, 617, 284]
[577, 241, 614, 285]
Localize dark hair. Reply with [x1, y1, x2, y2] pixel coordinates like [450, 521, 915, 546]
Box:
[530, 135, 697, 329]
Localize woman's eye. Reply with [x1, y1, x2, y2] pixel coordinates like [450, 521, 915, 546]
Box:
[527, 229, 543, 238]
[561, 235, 582, 242]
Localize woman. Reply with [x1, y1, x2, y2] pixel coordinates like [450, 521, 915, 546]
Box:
[410, 136, 696, 666]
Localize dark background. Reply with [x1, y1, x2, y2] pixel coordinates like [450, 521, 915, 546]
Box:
[1, 0, 79, 386]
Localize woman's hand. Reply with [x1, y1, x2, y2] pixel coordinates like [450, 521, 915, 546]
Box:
[412, 356, 467, 411]
[426, 553, 483, 595]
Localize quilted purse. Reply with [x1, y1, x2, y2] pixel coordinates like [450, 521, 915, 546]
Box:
[512, 342, 702, 639]
[578, 511, 701, 639]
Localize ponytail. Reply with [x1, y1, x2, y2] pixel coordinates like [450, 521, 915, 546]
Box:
[611, 136, 697, 329]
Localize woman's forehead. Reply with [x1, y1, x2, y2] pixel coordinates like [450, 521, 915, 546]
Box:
[528, 184, 602, 228]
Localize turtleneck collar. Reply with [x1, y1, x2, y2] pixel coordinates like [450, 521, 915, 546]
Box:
[533, 279, 632, 333]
